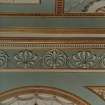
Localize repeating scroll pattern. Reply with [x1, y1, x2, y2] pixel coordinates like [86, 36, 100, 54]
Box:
[0, 49, 105, 69]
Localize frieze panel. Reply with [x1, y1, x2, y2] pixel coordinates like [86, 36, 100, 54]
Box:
[0, 39, 105, 71]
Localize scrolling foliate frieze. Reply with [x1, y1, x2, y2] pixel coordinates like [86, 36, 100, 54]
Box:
[0, 48, 105, 69]
[1, 40, 105, 70]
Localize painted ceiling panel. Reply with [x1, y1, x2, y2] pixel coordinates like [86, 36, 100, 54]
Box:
[1, 0, 105, 13]
[64, 0, 105, 12]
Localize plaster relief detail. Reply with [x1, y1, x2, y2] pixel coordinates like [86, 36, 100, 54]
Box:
[88, 86, 105, 102]
[0, 86, 90, 105]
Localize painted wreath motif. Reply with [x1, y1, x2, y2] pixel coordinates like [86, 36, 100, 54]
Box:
[43, 49, 67, 68]
[14, 49, 38, 68]
[72, 51, 96, 68]
[0, 50, 8, 68]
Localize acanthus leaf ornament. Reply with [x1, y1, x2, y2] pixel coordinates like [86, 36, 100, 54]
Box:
[0, 50, 8, 68]
[100, 54, 105, 68]
[14, 49, 38, 68]
[71, 51, 96, 68]
[43, 49, 67, 68]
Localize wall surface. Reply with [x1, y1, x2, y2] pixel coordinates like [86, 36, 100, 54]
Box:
[0, 1, 105, 105]
[0, 72, 105, 105]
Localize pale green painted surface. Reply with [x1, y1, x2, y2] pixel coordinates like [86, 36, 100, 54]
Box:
[0, 17, 105, 28]
[0, 72, 105, 105]
[0, 0, 105, 28]
[0, 0, 54, 13]
[0, 1, 105, 105]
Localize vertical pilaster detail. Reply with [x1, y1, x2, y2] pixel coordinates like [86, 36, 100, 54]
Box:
[55, 0, 64, 15]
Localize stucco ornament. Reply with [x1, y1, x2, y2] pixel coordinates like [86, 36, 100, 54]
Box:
[14, 49, 38, 68]
[0, 50, 8, 68]
[43, 49, 67, 68]
[72, 51, 96, 68]
[0, 86, 90, 105]
[0, 94, 78, 105]
[88, 86, 105, 102]
[100, 54, 105, 68]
